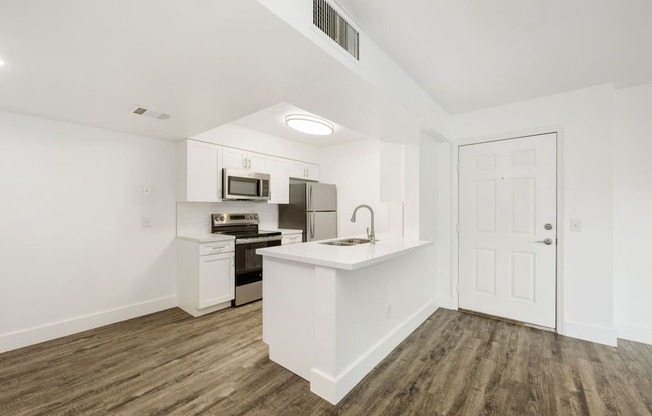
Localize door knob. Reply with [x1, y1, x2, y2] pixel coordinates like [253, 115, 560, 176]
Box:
[536, 238, 553, 245]
[544, 223, 553, 230]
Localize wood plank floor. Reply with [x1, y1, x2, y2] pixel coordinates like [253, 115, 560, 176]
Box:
[1, 302, 651, 416]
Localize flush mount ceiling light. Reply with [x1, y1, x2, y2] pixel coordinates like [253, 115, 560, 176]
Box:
[285, 114, 334, 136]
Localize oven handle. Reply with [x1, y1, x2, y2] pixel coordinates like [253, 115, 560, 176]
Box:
[235, 236, 283, 245]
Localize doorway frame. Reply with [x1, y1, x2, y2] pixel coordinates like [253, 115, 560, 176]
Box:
[451, 126, 566, 335]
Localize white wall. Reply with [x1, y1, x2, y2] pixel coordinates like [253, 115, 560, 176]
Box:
[0, 111, 177, 353]
[613, 83, 652, 344]
[453, 84, 616, 345]
[318, 140, 392, 238]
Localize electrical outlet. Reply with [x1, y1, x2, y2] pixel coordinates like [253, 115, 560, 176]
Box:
[141, 217, 151, 228]
[203, 216, 210, 225]
[143, 185, 151, 196]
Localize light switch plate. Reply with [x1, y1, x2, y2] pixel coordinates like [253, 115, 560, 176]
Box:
[570, 218, 582, 232]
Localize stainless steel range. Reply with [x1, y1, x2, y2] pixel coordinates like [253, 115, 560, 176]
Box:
[211, 213, 282, 306]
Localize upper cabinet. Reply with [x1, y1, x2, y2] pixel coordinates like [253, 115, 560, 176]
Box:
[177, 139, 319, 204]
[289, 161, 320, 182]
[177, 139, 222, 202]
[222, 147, 267, 172]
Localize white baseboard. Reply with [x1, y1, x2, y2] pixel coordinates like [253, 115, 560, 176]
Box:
[615, 320, 652, 345]
[564, 320, 617, 347]
[311, 299, 439, 404]
[0, 296, 177, 354]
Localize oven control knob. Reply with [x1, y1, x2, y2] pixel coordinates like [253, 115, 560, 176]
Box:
[254, 214, 258, 219]
[219, 215, 225, 222]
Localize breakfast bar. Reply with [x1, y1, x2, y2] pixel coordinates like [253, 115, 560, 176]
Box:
[257, 236, 435, 404]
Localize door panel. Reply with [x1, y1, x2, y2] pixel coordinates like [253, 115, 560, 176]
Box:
[305, 211, 337, 241]
[459, 133, 556, 328]
[307, 183, 337, 212]
[198, 252, 234, 308]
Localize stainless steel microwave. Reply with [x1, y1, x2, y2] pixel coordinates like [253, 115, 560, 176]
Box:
[222, 169, 270, 201]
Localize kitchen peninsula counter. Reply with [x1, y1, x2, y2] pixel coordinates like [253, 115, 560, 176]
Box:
[255, 236, 430, 270]
[257, 235, 436, 405]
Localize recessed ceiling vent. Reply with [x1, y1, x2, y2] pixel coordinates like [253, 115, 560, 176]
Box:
[131, 105, 172, 121]
[313, 0, 359, 60]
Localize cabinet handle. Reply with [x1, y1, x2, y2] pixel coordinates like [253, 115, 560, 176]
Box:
[204, 258, 224, 263]
[210, 245, 227, 250]
[247, 159, 251, 169]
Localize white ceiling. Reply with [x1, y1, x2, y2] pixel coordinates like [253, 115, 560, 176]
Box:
[0, 0, 417, 142]
[233, 102, 371, 147]
[4, 1, 647, 142]
[335, 0, 652, 114]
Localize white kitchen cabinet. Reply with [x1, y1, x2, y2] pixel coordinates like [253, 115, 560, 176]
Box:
[222, 147, 267, 172]
[177, 139, 222, 202]
[289, 161, 320, 181]
[267, 156, 290, 204]
[248, 152, 267, 171]
[177, 239, 235, 317]
[198, 252, 234, 308]
[282, 230, 303, 245]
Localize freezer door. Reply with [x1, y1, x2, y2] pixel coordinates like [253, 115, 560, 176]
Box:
[306, 183, 337, 212]
[306, 211, 337, 241]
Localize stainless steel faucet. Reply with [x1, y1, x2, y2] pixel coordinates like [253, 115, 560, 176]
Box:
[350, 204, 376, 244]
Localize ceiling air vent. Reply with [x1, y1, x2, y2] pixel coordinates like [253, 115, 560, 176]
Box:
[131, 105, 172, 121]
[313, 0, 360, 60]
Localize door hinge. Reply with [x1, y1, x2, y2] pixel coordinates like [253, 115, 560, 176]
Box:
[456, 224, 460, 233]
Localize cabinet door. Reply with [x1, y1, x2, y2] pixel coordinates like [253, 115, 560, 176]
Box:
[282, 233, 302, 245]
[248, 151, 267, 172]
[288, 161, 320, 181]
[288, 161, 307, 179]
[186, 140, 221, 202]
[198, 252, 234, 308]
[305, 163, 320, 181]
[267, 157, 290, 204]
[222, 147, 248, 170]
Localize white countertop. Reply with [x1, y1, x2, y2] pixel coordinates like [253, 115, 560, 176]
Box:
[176, 233, 235, 243]
[256, 234, 432, 270]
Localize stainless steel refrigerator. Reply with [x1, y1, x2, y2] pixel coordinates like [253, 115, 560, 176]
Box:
[279, 183, 337, 242]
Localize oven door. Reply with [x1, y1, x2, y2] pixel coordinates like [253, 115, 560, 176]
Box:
[234, 236, 281, 306]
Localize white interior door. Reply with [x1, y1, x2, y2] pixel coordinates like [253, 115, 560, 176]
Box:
[458, 133, 557, 328]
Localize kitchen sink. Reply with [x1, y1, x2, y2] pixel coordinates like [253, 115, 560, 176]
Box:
[319, 238, 375, 246]
[320, 241, 357, 246]
[337, 238, 373, 244]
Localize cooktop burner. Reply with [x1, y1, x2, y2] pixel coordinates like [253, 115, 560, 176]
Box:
[211, 213, 281, 239]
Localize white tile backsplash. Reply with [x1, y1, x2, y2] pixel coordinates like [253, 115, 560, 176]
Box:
[177, 201, 279, 235]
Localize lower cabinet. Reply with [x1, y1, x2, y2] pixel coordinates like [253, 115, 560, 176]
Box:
[282, 231, 303, 245]
[177, 239, 235, 317]
[198, 252, 234, 308]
